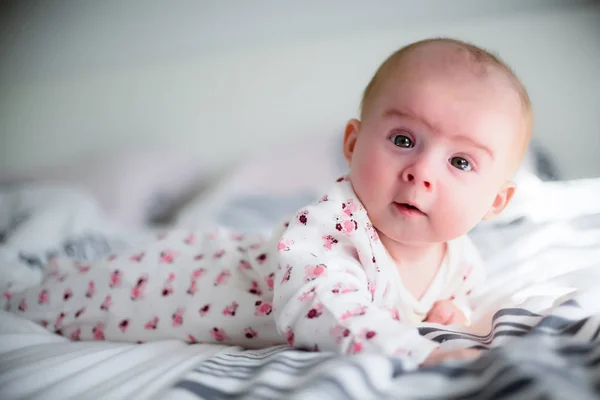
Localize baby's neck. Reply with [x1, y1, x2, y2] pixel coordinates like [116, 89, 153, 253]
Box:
[380, 236, 447, 270]
[380, 236, 447, 300]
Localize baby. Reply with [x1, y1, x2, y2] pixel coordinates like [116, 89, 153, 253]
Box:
[3, 37, 532, 369]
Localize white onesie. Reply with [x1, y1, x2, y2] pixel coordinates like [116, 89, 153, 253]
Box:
[4, 176, 484, 367]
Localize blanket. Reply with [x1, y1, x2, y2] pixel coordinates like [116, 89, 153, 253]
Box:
[1, 179, 600, 399]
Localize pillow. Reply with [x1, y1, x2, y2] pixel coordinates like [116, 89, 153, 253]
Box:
[0, 147, 209, 228]
[175, 132, 346, 233]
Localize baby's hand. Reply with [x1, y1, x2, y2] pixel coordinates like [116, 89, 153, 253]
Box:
[421, 348, 482, 367]
[425, 300, 467, 325]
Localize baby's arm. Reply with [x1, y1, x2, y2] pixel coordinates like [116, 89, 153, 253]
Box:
[272, 212, 439, 369]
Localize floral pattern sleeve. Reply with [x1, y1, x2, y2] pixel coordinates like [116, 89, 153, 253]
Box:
[271, 180, 439, 368]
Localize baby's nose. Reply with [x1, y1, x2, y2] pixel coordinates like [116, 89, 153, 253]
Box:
[401, 168, 432, 190]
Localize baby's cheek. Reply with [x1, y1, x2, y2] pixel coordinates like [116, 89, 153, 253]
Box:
[351, 153, 389, 201]
[467, 189, 499, 222]
[359, 161, 386, 189]
[434, 195, 482, 240]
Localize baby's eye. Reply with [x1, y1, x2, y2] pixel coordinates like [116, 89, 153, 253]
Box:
[391, 134, 414, 148]
[449, 157, 472, 171]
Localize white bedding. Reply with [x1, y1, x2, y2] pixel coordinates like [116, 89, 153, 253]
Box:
[1, 310, 235, 399]
[1, 177, 600, 399]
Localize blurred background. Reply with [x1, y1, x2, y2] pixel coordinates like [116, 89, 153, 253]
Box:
[0, 0, 599, 184]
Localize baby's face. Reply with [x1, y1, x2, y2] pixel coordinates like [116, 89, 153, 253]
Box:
[345, 53, 525, 245]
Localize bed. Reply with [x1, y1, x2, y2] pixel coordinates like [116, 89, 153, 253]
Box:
[2, 141, 600, 400]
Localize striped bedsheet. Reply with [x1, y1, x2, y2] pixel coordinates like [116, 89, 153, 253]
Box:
[166, 300, 600, 399]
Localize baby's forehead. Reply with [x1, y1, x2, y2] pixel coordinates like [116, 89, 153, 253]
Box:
[372, 49, 524, 125]
[388, 43, 507, 88]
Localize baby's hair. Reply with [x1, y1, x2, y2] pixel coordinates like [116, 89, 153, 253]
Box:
[360, 37, 533, 170]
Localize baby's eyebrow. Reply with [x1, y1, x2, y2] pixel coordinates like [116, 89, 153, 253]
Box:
[452, 135, 494, 160]
[384, 107, 442, 135]
[383, 108, 494, 159]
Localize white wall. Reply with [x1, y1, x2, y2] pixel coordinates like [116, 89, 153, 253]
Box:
[1, 1, 599, 179]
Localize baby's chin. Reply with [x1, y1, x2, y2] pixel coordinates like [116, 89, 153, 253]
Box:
[376, 224, 466, 247]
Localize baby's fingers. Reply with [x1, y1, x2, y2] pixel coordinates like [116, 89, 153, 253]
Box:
[425, 301, 455, 324]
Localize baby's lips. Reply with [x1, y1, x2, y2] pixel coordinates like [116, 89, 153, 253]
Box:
[394, 201, 428, 216]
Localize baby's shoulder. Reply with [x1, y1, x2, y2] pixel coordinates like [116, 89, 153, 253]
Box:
[269, 176, 371, 245]
[279, 177, 364, 224]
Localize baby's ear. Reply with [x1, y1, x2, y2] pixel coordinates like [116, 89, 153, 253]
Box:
[482, 181, 517, 221]
[343, 119, 361, 166]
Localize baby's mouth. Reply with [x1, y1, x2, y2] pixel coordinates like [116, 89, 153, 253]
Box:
[394, 202, 427, 216]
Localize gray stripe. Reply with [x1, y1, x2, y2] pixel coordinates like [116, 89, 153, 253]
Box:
[177, 360, 378, 400]
[189, 353, 337, 380]
[560, 299, 580, 307]
[221, 346, 289, 360]
[174, 380, 231, 400]
[201, 350, 333, 369]
[592, 325, 600, 341]
[428, 320, 588, 347]
[176, 378, 347, 400]
[531, 315, 588, 336]
[419, 310, 585, 346]
[425, 329, 527, 347]
[419, 307, 542, 336]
